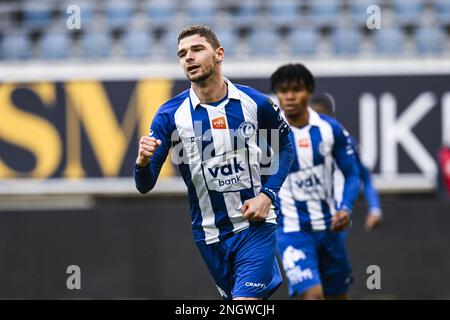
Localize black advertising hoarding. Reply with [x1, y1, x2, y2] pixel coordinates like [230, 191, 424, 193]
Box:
[0, 74, 448, 192]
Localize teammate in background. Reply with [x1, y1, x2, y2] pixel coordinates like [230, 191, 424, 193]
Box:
[310, 93, 383, 231]
[271, 63, 360, 300]
[134, 25, 294, 300]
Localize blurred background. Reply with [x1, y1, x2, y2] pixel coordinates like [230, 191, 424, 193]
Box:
[0, 0, 449, 299]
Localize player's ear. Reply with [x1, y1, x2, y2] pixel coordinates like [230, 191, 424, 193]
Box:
[215, 47, 224, 63]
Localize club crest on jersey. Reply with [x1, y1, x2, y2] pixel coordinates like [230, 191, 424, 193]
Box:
[211, 116, 227, 129]
[319, 142, 331, 156]
[238, 121, 256, 139]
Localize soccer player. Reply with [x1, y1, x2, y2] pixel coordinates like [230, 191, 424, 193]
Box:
[134, 25, 294, 300]
[271, 63, 360, 300]
[310, 93, 383, 231]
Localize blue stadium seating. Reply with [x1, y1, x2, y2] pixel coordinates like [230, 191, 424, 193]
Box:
[22, 1, 52, 30]
[331, 27, 362, 56]
[230, 2, 259, 29]
[145, 0, 175, 28]
[289, 28, 319, 56]
[393, 0, 423, 26]
[249, 28, 279, 56]
[105, 0, 134, 29]
[433, 0, 450, 26]
[373, 28, 406, 56]
[266, 0, 299, 28]
[186, 0, 218, 27]
[122, 30, 152, 59]
[0, 33, 31, 60]
[40, 32, 71, 60]
[415, 26, 446, 56]
[308, 0, 339, 28]
[80, 31, 112, 59]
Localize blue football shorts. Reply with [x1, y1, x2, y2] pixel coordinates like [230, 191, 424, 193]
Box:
[277, 229, 352, 297]
[197, 222, 282, 300]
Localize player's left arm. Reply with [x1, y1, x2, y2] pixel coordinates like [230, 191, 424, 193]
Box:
[241, 97, 294, 221]
[331, 123, 361, 231]
[351, 137, 383, 230]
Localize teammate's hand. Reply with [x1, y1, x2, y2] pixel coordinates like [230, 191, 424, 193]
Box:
[241, 193, 272, 221]
[136, 135, 161, 167]
[331, 210, 351, 231]
[364, 213, 383, 231]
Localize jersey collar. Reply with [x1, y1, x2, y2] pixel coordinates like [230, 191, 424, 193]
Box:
[190, 77, 241, 109]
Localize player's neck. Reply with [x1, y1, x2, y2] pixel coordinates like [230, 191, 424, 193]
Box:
[286, 108, 309, 128]
[191, 72, 227, 104]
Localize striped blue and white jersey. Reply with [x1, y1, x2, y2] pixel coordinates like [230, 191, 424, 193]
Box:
[135, 78, 293, 244]
[278, 108, 360, 232]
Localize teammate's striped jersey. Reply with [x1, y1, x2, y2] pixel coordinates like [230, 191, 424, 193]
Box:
[278, 108, 360, 233]
[135, 78, 292, 244]
[333, 135, 382, 215]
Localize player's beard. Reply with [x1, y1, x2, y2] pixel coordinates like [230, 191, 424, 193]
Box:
[186, 58, 216, 83]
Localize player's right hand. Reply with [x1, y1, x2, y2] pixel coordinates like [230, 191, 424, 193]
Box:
[136, 136, 161, 167]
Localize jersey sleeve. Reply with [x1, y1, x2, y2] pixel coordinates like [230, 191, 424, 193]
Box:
[331, 122, 361, 213]
[134, 110, 173, 194]
[257, 96, 294, 204]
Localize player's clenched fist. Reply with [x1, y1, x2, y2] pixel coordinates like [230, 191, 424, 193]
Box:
[136, 136, 161, 167]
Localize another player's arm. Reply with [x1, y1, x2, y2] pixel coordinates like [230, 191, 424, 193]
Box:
[357, 154, 383, 230]
[134, 111, 172, 194]
[241, 97, 294, 221]
[331, 125, 361, 231]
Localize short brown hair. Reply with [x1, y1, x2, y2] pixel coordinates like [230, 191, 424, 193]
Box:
[177, 24, 221, 50]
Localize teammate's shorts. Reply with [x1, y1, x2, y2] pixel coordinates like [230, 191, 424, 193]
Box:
[197, 222, 282, 300]
[277, 229, 352, 297]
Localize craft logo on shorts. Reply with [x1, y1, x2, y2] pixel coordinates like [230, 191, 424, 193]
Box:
[212, 116, 227, 129]
[238, 121, 256, 139]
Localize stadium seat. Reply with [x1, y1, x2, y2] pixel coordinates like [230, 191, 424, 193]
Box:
[122, 30, 153, 59]
[230, 1, 260, 29]
[145, 0, 175, 29]
[80, 31, 112, 59]
[0, 32, 31, 60]
[372, 28, 405, 56]
[186, 0, 218, 27]
[433, 0, 450, 26]
[415, 26, 446, 56]
[288, 28, 319, 56]
[266, 0, 300, 28]
[40, 32, 71, 60]
[216, 28, 237, 57]
[105, 0, 134, 29]
[22, 1, 52, 30]
[331, 27, 362, 56]
[248, 28, 279, 56]
[393, 0, 423, 26]
[308, 0, 339, 28]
